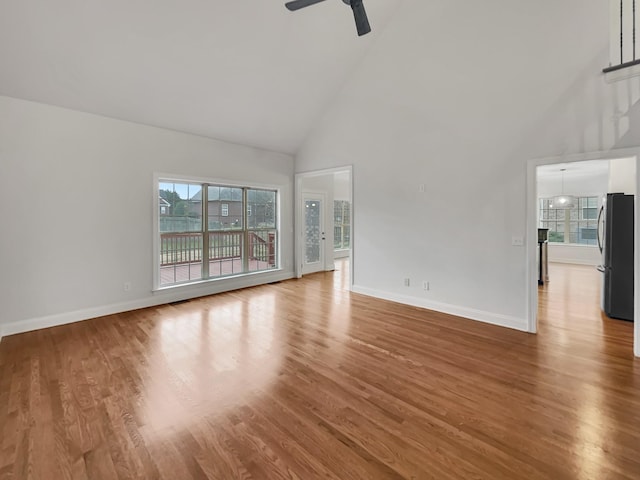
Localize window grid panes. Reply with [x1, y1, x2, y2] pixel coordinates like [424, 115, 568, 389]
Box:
[246, 189, 277, 273]
[159, 181, 278, 287]
[539, 196, 599, 245]
[334, 200, 351, 250]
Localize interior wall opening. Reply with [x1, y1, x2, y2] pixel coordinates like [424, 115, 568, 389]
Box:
[295, 167, 353, 286]
[530, 155, 638, 356]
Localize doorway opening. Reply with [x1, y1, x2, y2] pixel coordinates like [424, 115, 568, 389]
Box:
[527, 151, 639, 357]
[295, 166, 353, 288]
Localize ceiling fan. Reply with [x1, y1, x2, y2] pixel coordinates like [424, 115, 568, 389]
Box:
[285, 0, 371, 36]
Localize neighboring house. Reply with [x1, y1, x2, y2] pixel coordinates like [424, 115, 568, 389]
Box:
[189, 188, 243, 229]
[159, 197, 171, 216]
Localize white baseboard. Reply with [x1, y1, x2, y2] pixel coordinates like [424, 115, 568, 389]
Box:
[0, 270, 295, 340]
[549, 258, 599, 266]
[351, 285, 529, 332]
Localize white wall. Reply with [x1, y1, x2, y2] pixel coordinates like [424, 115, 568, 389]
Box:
[548, 244, 601, 266]
[295, 0, 640, 332]
[334, 171, 351, 201]
[0, 96, 295, 338]
[609, 157, 637, 194]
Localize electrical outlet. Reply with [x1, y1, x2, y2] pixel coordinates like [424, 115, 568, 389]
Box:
[512, 236, 524, 246]
[404, 278, 410, 287]
[123, 281, 131, 292]
[422, 281, 429, 291]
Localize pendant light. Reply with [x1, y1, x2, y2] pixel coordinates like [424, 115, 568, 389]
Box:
[550, 168, 578, 209]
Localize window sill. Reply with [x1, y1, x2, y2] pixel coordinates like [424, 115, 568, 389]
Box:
[153, 268, 283, 293]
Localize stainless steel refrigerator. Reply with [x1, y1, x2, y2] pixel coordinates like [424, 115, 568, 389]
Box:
[597, 193, 634, 321]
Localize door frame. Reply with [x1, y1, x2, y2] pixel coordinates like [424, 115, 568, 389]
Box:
[295, 166, 353, 289]
[526, 148, 640, 357]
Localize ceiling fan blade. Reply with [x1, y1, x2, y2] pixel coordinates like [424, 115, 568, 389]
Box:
[350, 0, 371, 36]
[285, 0, 327, 11]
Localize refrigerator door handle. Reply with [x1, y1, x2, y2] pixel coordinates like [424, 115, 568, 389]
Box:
[597, 205, 604, 254]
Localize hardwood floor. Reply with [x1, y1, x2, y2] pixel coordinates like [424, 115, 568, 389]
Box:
[1, 260, 639, 479]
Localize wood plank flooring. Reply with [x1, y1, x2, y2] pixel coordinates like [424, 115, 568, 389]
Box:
[1, 260, 639, 479]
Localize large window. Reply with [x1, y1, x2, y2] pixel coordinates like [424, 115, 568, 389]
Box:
[158, 180, 278, 287]
[539, 196, 599, 245]
[334, 200, 351, 250]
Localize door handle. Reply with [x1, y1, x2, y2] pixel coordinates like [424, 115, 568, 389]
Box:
[597, 205, 604, 254]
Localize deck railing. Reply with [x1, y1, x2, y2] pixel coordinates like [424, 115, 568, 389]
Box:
[160, 231, 275, 267]
[208, 232, 243, 263]
[160, 232, 204, 266]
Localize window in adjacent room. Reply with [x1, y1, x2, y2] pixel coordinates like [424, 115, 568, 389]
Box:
[333, 200, 351, 250]
[158, 180, 278, 287]
[539, 196, 599, 245]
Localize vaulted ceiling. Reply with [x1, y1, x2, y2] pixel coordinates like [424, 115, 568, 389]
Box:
[0, 0, 402, 154]
[2, 1, 630, 162]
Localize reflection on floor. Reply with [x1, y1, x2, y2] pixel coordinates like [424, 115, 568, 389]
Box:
[0, 258, 638, 479]
[538, 262, 634, 346]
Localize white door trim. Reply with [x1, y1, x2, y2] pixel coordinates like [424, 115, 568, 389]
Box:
[295, 166, 353, 289]
[526, 148, 640, 357]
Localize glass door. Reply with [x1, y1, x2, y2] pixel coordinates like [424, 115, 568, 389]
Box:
[303, 194, 325, 275]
